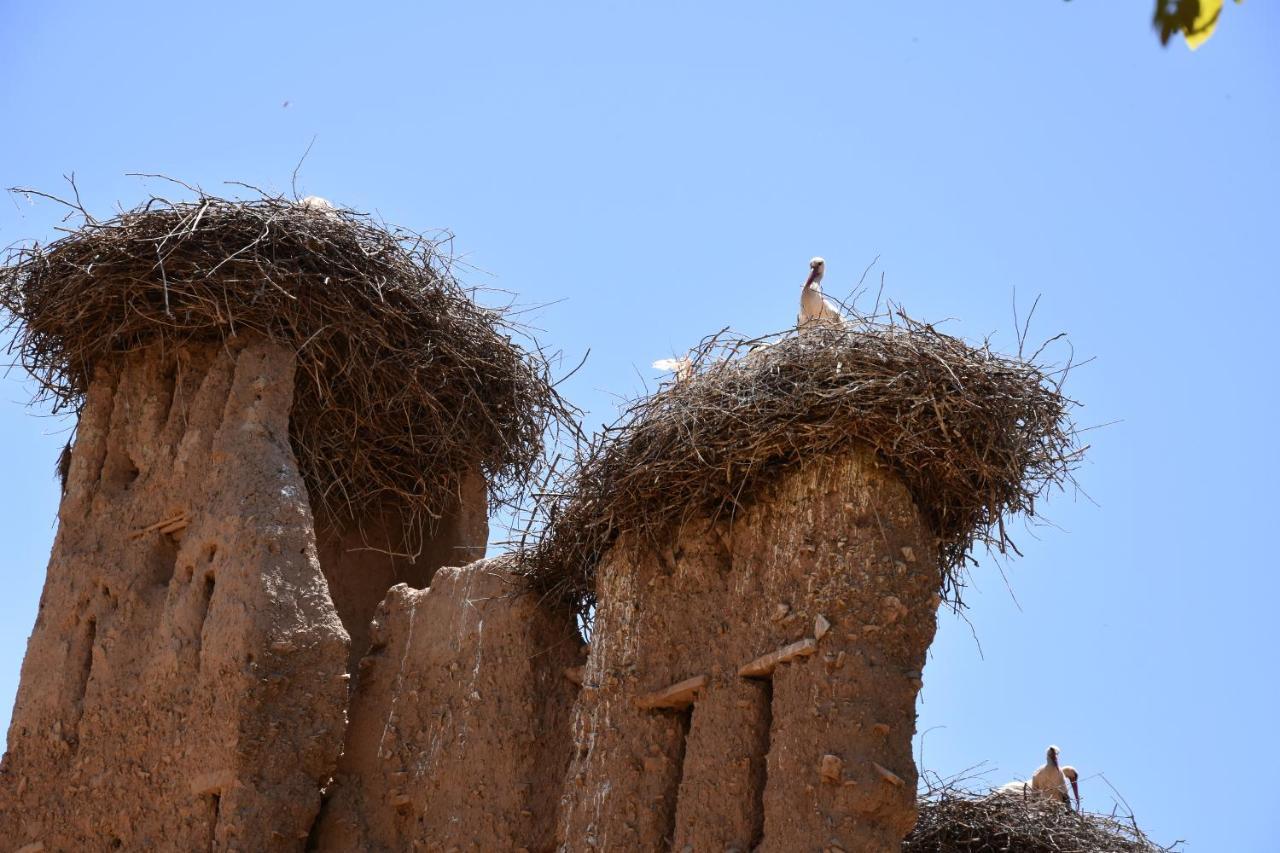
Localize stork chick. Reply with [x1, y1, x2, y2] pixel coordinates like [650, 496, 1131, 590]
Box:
[652, 357, 694, 383]
[298, 195, 337, 213]
[797, 256, 846, 329]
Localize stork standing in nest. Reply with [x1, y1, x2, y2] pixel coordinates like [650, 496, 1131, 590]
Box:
[797, 256, 846, 329]
[993, 745, 1081, 811]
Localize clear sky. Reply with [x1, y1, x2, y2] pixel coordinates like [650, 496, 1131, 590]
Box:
[1, 2, 1276, 849]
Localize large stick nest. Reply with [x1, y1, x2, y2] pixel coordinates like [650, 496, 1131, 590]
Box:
[1, 189, 568, 554]
[518, 315, 1081, 617]
[905, 786, 1178, 852]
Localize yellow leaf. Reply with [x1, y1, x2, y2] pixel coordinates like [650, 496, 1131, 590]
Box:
[1184, 0, 1224, 50]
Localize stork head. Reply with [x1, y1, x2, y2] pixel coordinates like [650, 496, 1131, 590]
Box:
[805, 256, 826, 287]
[1045, 745, 1060, 766]
[1061, 766, 1080, 811]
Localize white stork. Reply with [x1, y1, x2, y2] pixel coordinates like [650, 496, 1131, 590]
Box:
[652, 356, 694, 383]
[797, 256, 846, 329]
[993, 745, 1080, 811]
[1060, 765, 1080, 810]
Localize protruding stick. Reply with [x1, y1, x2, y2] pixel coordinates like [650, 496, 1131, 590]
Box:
[131, 512, 189, 539]
[738, 638, 817, 678]
[872, 762, 905, 788]
[633, 674, 709, 710]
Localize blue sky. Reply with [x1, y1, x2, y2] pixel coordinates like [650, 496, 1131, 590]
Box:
[1, 2, 1276, 849]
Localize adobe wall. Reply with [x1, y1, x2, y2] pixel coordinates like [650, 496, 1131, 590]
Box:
[312, 559, 585, 852]
[0, 339, 351, 851]
[317, 469, 488, 674]
[557, 449, 941, 852]
[0, 344, 943, 853]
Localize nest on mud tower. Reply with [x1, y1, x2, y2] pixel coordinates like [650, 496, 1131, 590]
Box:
[904, 786, 1177, 852]
[519, 314, 1081, 617]
[1, 189, 568, 555]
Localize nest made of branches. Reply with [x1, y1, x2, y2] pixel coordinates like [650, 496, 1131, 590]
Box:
[517, 314, 1081, 617]
[1, 187, 569, 555]
[905, 786, 1178, 852]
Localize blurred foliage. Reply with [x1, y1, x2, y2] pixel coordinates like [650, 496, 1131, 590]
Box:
[1152, 0, 1238, 49]
[1068, 1, 1240, 50]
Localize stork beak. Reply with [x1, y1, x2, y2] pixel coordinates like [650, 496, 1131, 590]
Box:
[804, 267, 819, 288]
[1070, 778, 1080, 812]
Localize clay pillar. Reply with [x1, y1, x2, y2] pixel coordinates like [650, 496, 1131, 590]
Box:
[557, 448, 940, 852]
[0, 339, 351, 851]
[316, 468, 489, 674]
[312, 559, 585, 852]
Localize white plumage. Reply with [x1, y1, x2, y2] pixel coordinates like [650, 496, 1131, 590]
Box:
[993, 746, 1080, 811]
[298, 195, 337, 213]
[797, 257, 846, 329]
[1030, 745, 1068, 800]
[652, 357, 694, 382]
[994, 779, 1033, 796]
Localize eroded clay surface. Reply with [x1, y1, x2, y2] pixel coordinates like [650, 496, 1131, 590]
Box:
[558, 449, 940, 852]
[313, 559, 584, 853]
[0, 339, 350, 851]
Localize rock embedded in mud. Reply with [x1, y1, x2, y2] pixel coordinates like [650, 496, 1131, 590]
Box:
[820, 754, 845, 783]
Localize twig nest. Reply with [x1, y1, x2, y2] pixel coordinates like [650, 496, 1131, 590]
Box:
[1, 192, 568, 551]
[518, 316, 1080, 618]
[906, 785, 1173, 852]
